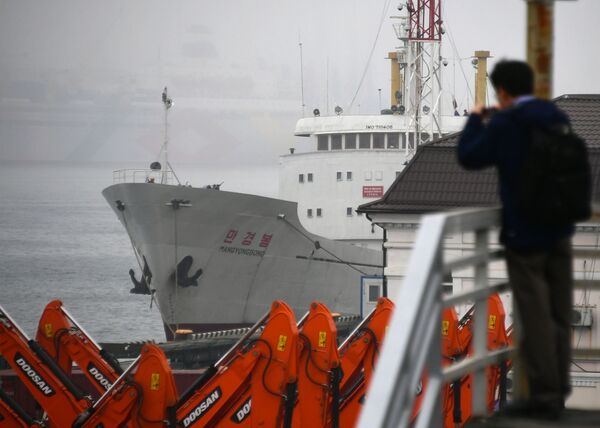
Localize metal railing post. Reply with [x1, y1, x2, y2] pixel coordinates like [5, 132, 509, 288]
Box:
[472, 227, 489, 415]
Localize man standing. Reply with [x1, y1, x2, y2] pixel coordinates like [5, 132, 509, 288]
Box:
[457, 60, 574, 419]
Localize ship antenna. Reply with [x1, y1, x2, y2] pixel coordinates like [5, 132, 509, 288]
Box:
[160, 87, 181, 185]
[299, 38, 306, 117]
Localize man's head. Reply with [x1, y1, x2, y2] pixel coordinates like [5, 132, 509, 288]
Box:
[490, 60, 534, 109]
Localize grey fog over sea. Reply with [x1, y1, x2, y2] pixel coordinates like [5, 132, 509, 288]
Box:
[0, 161, 277, 342]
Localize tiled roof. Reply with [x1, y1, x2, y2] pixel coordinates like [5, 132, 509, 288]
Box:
[359, 94, 600, 214]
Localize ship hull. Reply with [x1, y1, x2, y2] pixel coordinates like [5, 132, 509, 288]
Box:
[103, 183, 382, 339]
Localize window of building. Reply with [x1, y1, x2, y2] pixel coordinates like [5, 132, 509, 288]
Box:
[316, 208, 322, 217]
[317, 135, 329, 151]
[299, 174, 304, 183]
[364, 171, 373, 181]
[308, 173, 313, 182]
[331, 134, 342, 150]
[375, 171, 383, 181]
[346, 207, 353, 216]
[307, 209, 313, 218]
[442, 273, 453, 295]
[368, 285, 381, 302]
[387, 133, 399, 149]
[345, 133, 357, 149]
[346, 171, 352, 180]
[359, 133, 371, 149]
[373, 133, 385, 149]
[336, 171, 342, 181]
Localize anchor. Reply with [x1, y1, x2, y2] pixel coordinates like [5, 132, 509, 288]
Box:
[171, 255, 203, 288]
[129, 256, 152, 295]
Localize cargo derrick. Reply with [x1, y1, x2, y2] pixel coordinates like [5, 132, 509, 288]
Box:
[336, 298, 395, 427]
[292, 302, 342, 428]
[170, 300, 299, 427]
[0, 388, 43, 428]
[72, 343, 178, 428]
[0, 304, 91, 426]
[35, 300, 123, 397]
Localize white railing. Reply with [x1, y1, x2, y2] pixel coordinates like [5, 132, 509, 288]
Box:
[358, 207, 600, 427]
[358, 207, 513, 427]
[112, 169, 177, 185]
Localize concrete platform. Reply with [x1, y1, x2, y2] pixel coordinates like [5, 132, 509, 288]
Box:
[466, 409, 600, 428]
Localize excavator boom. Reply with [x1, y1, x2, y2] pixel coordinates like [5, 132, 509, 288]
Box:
[35, 300, 122, 396]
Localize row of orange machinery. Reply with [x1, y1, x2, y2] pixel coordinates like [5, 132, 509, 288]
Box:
[0, 295, 510, 427]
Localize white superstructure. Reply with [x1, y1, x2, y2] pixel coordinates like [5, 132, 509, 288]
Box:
[280, 114, 466, 248]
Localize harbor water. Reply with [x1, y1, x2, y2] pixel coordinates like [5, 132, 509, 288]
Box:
[0, 161, 277, 342]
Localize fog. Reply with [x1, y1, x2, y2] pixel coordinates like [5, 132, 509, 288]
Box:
[0, 0, 598, 165]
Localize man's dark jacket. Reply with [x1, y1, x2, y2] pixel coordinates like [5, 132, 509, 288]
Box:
[457, 98, 574, 251]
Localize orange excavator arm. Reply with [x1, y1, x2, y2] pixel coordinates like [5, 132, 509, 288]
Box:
[337, 297, 395, 427]
[72, 343, 178, 428]
[0, 304, 91, 427]
[35, 300, 122, 396]
[292, 301, 341, 428]
[0, 389, 43, 428]
[171, 300, 299, 428]
[442, 294, 511, 427]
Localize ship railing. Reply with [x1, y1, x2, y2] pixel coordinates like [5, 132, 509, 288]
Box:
[112, 169, 177, 184]
[358, 206, 600, 427]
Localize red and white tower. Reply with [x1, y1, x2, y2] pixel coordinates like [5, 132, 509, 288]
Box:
[393, 0, 444, 155]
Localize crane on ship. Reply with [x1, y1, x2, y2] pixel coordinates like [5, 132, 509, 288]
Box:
[391, 0, 444, 157]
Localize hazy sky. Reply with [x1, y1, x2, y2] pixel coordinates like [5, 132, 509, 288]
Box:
[0, 0, 598, 164]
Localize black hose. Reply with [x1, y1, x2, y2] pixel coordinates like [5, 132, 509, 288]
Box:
[28, 340, 86, 402]
[330, 367, 343, 428]
[0, 387, 36, 425]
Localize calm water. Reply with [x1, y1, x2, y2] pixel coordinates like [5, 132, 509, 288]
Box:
[0, 161, 277, 342]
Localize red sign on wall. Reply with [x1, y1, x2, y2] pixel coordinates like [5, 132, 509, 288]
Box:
[363, 186, 384, 198]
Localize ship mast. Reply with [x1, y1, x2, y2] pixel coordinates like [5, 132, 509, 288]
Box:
[161, 87, 174, 184]
[392, 0, 443, 157]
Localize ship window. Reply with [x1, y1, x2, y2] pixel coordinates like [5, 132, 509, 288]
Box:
[373, 133, 384, 149]
[307, 209, 313, 218]
[345, 133, 357, 149]
[401, 133, 407, 149]
[365, 171, 373, 181]
[317, 208, 322, 217]
[317, 135, 329, 151]
[337, 171, 342, 181]
[375, 171, 383, 181]
[359, 133, 371, 149]
[331, 134, 342, 150]
[347, 171, 352, 180]
[347, 207, 353, 216]
[308, 173, 313, 182]
[368, 285, 381, 302]
[387, 133, 399, 149]
[299, 174, 304, 183]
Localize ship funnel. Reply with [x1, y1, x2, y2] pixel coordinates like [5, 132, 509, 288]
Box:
[474, 50, 491, 106]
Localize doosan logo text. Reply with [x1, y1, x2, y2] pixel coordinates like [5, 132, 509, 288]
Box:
[231, 397, 251, 424]
[14, 354, 55, 396]
[87, 363, 113, 390]
[182, 387, 221, 427]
